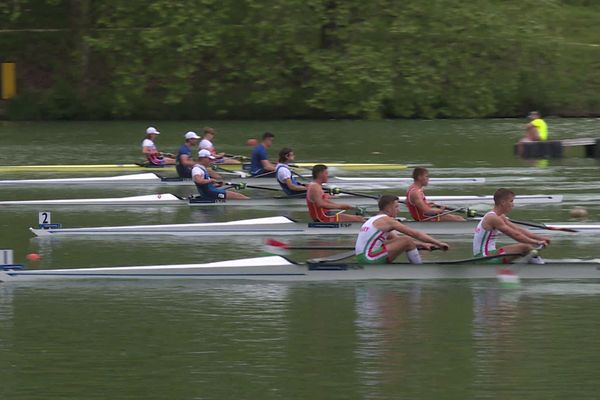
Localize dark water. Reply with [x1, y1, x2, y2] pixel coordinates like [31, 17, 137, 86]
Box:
[0, 119, 599, 399]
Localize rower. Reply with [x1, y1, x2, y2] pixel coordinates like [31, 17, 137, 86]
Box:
[142, 127, 175, 166]
[276, 147, 307, 197]
[406, 167, 465, 222]
[355, 195, 449, 264]
[199, 127, 241, 165]
[176, 131, 201, 178]
[192, 150, 249, 200]
[526, 111, 548, 141]
[306, 164, 364, 222]
[473, 188, 550, 264]
[250, 132, 276, 177]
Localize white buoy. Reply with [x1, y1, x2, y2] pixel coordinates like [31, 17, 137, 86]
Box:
[570, 207, 588, 219]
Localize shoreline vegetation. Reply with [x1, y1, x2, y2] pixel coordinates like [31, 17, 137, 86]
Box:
[0, 0, 598, 120]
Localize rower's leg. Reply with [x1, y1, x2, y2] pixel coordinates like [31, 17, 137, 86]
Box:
[384, 237, 418, 263]
[225, 191, 250, 200]
[439, 214, 466, 222]
[497, 243, 532, 263]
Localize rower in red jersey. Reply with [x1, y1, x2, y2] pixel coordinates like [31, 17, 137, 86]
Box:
[406, 167, 465, 222]
[306, 164, 364, 223]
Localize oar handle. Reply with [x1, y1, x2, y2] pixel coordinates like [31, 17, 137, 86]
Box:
[421, 207, 466, 221]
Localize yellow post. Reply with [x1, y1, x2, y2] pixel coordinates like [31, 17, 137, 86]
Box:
[2, 63, 16, 99]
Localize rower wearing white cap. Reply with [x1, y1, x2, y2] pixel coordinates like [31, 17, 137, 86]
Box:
[176, 131, 201, 178]
[142, 126, 175, 166]
[192, 149, 249, 200]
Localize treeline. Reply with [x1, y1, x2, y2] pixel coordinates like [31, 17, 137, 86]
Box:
[0, 0, 598, 119]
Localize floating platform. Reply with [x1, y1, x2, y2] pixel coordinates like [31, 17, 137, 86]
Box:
[515, 138, 600, 159]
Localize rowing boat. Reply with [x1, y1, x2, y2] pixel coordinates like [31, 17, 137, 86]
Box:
[0, 172, 484, 188]
[29, 215, 596, 237]
[2, 255, 598, 282]
[0, 162, 408, 173]
[3, 193, 563, 208]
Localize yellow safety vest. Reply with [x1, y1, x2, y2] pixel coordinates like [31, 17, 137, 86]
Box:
[531, 119, 548, 141]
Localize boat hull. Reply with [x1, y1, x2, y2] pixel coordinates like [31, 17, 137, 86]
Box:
[0, 173, 484, 189]
[0, 162, 408, 173]
[2, 257, 599, 282]
[29, 216, 597, 237]
[4, 193, 562, 208]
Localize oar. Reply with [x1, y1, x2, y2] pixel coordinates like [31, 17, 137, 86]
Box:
[223, 153, 250, 161]
[429, 249, 537, 265]
[220, 181, 281, 192]
[265, 239, 354, 251]
[421, 207, 466, 222]
[327, 188, 379, 200]
[505, 219, 579, 233]
[264, 239, 355, 258]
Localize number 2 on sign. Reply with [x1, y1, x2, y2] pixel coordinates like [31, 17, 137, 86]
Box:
[39, 211, 51, 225]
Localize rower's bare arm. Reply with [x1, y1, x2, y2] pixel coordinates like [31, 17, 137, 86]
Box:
[180, 154, 195, 167]
[142, 146, 155, 155]
[285, 179, 306, 192]
[261, 159, 276, 172]
[193, 174, 210, 185]
[208, 169, 221, 179]
[316, 196, 350, 210]
[307, 185, 321, 206]
[412, 191, 438, 215]
[495, 218, 540, 245]
[390, 220, 449, 249]
[506, 220, 551, 244]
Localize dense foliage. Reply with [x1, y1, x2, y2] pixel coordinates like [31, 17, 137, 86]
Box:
[0, 0, 598, 119]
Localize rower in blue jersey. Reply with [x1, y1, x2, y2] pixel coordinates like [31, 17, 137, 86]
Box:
[275, 147, 307, 197]
[176, 131, 201, 178]
[192, 150, 249, 200]
[250, 132, 276, 177]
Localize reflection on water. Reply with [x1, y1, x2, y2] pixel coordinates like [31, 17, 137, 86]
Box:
[0, 281, 599, 399]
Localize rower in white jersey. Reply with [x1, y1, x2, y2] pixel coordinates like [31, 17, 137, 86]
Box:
[355, 195, 449, 264]
[199, 127, 241, 164]
[473, 188, 550, 264]
[275, 147, 307, 197]
[192, 150, 249, 200]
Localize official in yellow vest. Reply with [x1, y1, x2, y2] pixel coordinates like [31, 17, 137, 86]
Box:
[527, 111, 548, 141]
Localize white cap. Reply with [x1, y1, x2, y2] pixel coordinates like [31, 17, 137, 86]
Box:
[146, 127, 160, 135]
[198, 149, 215, 159]
[184, 131, 200, 140]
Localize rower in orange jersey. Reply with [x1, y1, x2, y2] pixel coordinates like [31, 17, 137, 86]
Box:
[306, 164, 364, 223]
[406, 167, 466, 222]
